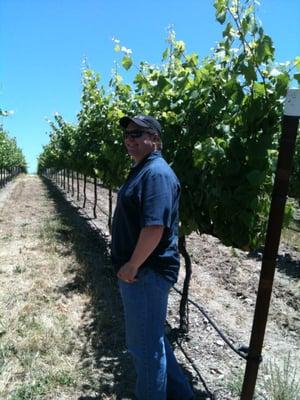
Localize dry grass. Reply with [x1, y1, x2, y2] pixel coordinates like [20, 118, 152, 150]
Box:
[0, 215, 84, 399]
[261, 353, 300, 400]
[0, 177, 105, 399]
[226, 353, 300, 400]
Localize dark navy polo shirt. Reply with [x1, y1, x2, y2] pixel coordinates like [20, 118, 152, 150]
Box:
[111, 150, 180, 283]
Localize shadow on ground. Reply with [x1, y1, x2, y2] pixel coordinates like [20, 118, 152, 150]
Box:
[42, 177, 214, 400]
[247, 248, 300, 280]
[277, 254, 300, 279]
[42, 177, 134, 399]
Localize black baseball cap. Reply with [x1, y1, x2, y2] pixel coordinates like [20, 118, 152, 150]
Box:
[119, 115, 162, 135]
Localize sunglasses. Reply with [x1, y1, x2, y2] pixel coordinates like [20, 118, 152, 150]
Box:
[123, 129, 151, 139]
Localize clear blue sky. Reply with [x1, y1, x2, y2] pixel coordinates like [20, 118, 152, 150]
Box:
[1, 0, 299, 173]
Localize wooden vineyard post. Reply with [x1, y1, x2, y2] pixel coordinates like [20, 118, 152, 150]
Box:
[93, 176, 97, 218]
[240, 89, 300, 400]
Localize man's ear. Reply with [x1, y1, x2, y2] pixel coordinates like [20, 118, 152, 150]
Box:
[152, 133, 162, 150]
[153, 133, 160, 143]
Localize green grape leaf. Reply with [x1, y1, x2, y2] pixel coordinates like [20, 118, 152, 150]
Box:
[122, 55, 133, 70]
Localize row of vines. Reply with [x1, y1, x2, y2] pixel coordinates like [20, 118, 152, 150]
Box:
[38, 0, 300, 249]
[0, 111, 27, 187]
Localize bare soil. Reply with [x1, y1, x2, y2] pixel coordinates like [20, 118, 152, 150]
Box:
[0, 174, 299, 400]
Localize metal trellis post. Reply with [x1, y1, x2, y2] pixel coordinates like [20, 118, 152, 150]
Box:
[240, 89, 300, 400]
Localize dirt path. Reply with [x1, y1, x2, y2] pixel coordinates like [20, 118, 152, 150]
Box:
[0, 174, 299, 399]
[0, 175, 133, 399]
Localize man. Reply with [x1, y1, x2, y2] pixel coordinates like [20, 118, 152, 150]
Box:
[111, 115, 194, 400]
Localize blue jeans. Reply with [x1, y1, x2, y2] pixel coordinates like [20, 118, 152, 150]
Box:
[118, 268, 194, 400]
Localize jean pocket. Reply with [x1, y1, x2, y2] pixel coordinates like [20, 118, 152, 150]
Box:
[136, 267, 150, 280]
[153, 271, 172, 293]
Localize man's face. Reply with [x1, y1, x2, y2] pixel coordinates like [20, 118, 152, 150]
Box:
[123, 122, 158, 163]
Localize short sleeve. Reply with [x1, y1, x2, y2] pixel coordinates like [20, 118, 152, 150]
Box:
[141, 171, 175, 228]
